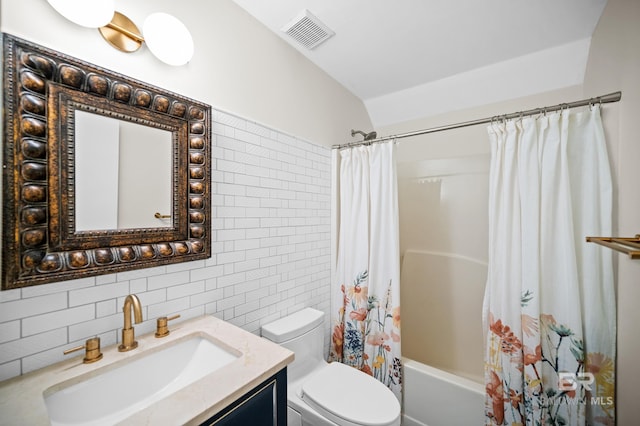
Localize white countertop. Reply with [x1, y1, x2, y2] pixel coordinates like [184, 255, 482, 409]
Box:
[0, 315, 294, 425]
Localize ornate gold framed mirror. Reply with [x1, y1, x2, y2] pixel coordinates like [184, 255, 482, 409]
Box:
[2, 34, 211, 289]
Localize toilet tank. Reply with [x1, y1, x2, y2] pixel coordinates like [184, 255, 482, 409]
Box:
[261, 308, 326, 380]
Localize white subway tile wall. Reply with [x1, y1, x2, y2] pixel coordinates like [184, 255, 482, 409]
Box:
[0, 110, 332, 381]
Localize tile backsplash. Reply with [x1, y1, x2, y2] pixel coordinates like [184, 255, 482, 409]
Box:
[0, 109, 332, 381]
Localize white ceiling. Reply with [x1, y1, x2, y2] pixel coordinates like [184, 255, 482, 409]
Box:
[232, 0, 607, 125]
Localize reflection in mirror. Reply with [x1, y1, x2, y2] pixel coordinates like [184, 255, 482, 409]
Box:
[75, 111, 173, 231]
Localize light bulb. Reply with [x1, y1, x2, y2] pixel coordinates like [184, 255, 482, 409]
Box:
[143, 13, 194, 66]
[47, 0, 115, 28]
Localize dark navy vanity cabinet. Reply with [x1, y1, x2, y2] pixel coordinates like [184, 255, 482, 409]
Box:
[201, 369, 287, 426]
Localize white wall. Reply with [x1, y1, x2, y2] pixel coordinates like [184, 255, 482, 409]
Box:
[582, 0, 640, 423]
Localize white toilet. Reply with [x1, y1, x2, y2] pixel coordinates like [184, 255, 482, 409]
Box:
[261, 308, 401, 426]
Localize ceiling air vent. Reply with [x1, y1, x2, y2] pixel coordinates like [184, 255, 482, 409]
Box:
[281, 9, 335, 50]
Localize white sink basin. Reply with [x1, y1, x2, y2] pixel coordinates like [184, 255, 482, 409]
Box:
[44, 335, 239, 425]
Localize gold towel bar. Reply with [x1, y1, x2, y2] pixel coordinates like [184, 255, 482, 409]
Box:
[586, 235, 640, 259]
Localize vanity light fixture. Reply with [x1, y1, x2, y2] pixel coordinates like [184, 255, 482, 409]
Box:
[46, 0, 194, 66]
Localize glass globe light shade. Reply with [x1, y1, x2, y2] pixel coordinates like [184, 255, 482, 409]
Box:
[47, 0, 115, 28]
[143, 13, 194, 66]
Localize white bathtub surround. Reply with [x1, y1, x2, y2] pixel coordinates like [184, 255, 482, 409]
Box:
[483, 106, 615, 424]
[400, 251, 486, 383]
[329, 141, 402, 399]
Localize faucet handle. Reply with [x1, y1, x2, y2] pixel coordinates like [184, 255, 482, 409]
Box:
[155, 314, 181, 338]
[64, 337, 103, 364]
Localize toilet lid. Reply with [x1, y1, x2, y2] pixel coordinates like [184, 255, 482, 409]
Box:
[301, 362, 400, 426]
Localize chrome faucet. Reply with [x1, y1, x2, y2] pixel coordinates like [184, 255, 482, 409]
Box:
[118, 294, 143, 352]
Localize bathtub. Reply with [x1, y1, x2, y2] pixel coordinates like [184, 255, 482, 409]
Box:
[402, 358, 484, 426]
[400, 250, 486, 425]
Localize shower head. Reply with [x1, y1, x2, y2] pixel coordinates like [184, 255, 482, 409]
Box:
[351, 129, 377, 141]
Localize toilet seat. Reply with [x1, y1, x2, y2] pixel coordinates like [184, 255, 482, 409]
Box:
[301, 362, 401, 426]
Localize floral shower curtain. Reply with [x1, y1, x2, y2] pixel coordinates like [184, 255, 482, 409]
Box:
[330, 141, 402, 400]
[483, 106, 616, 425]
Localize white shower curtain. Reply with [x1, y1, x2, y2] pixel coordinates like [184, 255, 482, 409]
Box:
[483, 106, 615, 425]
[330, 141, 402, 400]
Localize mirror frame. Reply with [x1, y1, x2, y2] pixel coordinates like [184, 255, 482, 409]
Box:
[2, 34, 211, 289]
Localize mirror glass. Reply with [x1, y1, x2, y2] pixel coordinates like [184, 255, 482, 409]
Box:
[75, 111, 173, 231]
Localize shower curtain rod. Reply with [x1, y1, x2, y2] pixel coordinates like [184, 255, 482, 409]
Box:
[332, 91, 622, 149]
